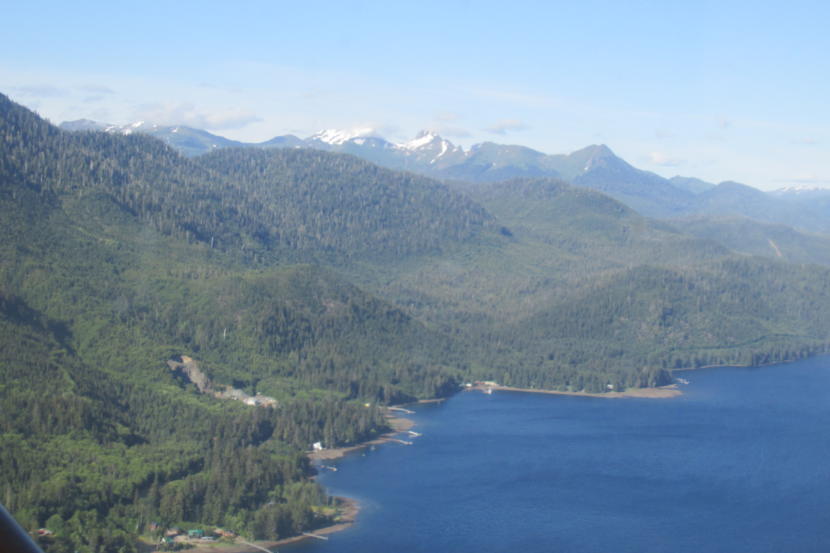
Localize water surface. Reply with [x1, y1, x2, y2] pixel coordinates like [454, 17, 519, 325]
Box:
[291, 357, 830, 552]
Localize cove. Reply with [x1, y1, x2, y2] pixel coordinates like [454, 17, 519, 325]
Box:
[290, 357, 830, 553]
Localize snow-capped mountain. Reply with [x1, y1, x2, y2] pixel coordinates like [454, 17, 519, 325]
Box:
[397, 131, 465, 166]
[104, 120, 161, 135]
[298, 128, 467, 170]
[59, 118, 109, 132]
[770, 185, 830, 197]
[60, 119, 248, 156]
[56, 117, 830, 233]
[57, 119, 691, 214]
[307, 127, 382, 146]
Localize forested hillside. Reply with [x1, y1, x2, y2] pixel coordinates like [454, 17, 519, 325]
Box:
[197, 147, 494, 259]
[0, 93, 464, 552]
[347, 177, 830, 390]
[673, 216, 830, 267]
[5, 92, 830, 551]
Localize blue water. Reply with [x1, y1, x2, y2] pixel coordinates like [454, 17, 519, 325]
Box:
[290, 357, 830, 552]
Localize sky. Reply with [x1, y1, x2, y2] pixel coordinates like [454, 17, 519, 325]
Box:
[2, 0, 828, 190]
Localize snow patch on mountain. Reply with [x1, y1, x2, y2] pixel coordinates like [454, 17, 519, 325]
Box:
[772, 184, 830, 195]
[309, 127, 379, 145]
[397, 131, 464, 165]
[400, 130, 440, 150]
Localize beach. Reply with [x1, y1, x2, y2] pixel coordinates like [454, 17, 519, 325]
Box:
[470, 383, 682, 399]
[154, 496, 358, 553]
[308, 414, 415, 461]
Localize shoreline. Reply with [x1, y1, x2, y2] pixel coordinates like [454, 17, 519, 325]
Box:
[147, 355, 830, 552]
[673, 354, 827, 373]
[150, 408, 419, 553]
[156, 496, 359, 553]
[469, 383, 682, 399]
[149, 381, 683, 553]
[308, 412, 415, 461]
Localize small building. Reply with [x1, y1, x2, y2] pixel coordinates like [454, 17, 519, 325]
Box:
[188, 529, 205, 538]
[312, 441, 324, 451]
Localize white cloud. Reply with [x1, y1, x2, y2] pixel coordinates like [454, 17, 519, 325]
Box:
[132, 102, 262, 131]
[434, 111, 461, 122]
[784, 173, 830, 185]
[648, 151, 684, 167]
[792, 137, 819, 145]
[485, 119, 530, 135]
[469, 87, 558, 108]
[10, 85, 69, 98]
[79, 84, 115, 95]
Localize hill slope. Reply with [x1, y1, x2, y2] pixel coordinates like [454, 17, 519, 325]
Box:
[674, 216, 830, 267]
[8, 93, 830, 549]
[1, 93, 467, 551]
[61, 118, 830, 233]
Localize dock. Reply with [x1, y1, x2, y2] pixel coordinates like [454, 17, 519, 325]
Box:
[302, 532, 329, 541]
[388, 406, 414, 414]
[238, 540, 273, 553]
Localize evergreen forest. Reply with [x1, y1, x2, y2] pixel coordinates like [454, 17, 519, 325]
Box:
[3, 92, 830, 552]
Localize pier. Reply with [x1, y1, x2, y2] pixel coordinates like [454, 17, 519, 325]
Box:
[302, 532, 329, 541]
[238, 540, 273, 553]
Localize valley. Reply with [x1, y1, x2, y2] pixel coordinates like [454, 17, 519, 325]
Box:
[4, 91, 830, 552]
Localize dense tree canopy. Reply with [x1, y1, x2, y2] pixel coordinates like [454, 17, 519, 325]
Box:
[3, 92, 830, 551]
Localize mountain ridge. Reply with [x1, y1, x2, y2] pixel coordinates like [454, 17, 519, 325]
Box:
[8, 92, 830, 551]
[61, 118, 830, 234]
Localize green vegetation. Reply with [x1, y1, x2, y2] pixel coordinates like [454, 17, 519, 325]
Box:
[674, 215, 830, 267]
[0, 95, 455, 551]
[4, 93, 830, 551]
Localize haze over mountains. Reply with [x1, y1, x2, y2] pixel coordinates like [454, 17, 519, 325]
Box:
[6, 91, 830, 551]
[60, 118, 830, 234]
[34, 96, 830, 387]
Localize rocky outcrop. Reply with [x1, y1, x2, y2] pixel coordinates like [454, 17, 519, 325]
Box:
[167, 355, 211, 393]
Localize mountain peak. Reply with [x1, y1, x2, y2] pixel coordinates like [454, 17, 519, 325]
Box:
[399, 130, 441, 150]
[59, 118, 108, 132]
[574, 144, 616, 160]
[396, 131, 464, 164]
[716, 180, 754, 191]
[308, 127, 379, 145]
[562, 144, 621, 175]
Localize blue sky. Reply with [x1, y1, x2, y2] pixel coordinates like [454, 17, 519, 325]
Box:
[2, 0, 828, 189]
